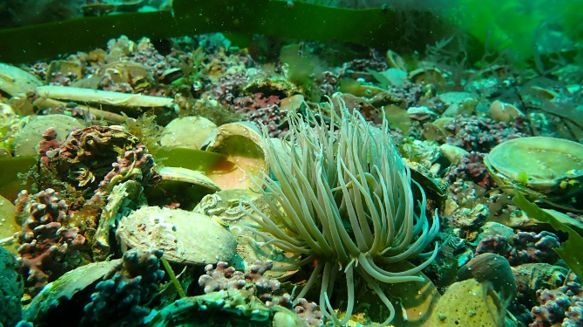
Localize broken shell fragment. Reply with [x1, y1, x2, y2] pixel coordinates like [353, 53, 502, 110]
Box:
[150, 166, 222, 209]
[24, 259, 121, 323]
[116, 206, 237, 265]
[158, 166, 221, 192]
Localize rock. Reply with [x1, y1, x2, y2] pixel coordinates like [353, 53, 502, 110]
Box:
[407, 106, 437, 121]
[160, 116, 218, 150]
[429, 279, 505, 327]
[488, 100, 525, 122]
[13, 114, 84, 156]
[458, 253, 516, 306]
[116, 206, 237, 265]
[439, 144, 469, 165]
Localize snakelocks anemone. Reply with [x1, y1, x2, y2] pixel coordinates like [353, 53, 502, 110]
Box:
[244, 94, 440, 325]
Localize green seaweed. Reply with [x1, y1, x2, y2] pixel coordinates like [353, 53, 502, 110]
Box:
[512, 193, 583, 279]
[152, 147, 226, 172]
[0, 0, 452, 63]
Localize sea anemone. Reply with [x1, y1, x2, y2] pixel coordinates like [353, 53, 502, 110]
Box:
[244, 94, 440, 324]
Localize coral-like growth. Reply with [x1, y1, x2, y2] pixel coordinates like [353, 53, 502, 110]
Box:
[446, 152, 494, 189]
[38, 128, 61, 166]
[445, 116, 525, 153]
[199, 261, 322, 326]
[81, 249, 165, 326]
[530, 273, 583, 327]
[39, 125, 157, 201]
[232, 93, 288, 137]
[294, 298, 324, 327]
[476, 231, 560, 265]
[15, 188, 89, 295]
[199, 261, 289, 307]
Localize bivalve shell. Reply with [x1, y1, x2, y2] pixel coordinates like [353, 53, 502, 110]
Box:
[116, 206, 237, 265]
[484, 136, 583, 201]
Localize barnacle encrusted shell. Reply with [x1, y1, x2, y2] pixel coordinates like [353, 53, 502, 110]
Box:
[116, 206, 237, 265]
[484, 136, 583, 199]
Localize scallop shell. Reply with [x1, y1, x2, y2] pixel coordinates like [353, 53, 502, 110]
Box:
[116, 206, 237, 265]
[484, 136, 583, 199]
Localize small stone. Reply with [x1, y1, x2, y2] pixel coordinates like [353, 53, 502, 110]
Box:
[407, 106, 437, 121]
[488, 100, 524, 122]
[439, 144, 469, 165]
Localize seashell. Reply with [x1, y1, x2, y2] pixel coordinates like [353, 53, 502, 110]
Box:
[408, 67, 446, 89]
[160, 116, 218, 150]
[93, 180, 145, 260]
[0, 194, 19, 253]
[24, 260, 121, 322]
[206, 122, 267, 190]
[439, 144, 469, 165]
[243, 76, 299, 98]
[429, 279, 505, 327]
[0, 63, 43, 96]
[116, 206, 237, 265]
[160, 67, 183, 84]
[407, 106, 437, 121]
[36, 85, 176, 110]
[438, 92, 477, 117]
[13, 114, 84, 157]
[458, 253, 516, 306]
[484, 136, 583, 204]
